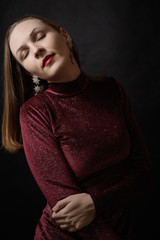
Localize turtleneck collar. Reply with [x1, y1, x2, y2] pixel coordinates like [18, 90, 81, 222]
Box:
[46, 71, 90, 96]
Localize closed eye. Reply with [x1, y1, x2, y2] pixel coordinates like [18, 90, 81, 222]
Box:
[22, 49, 30, 59]
[36, 33, 46, 41]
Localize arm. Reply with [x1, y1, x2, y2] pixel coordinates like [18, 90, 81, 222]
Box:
[20, 99, 97, 233]
[19, 99, 82, 210]
[87, 79, 153, 220]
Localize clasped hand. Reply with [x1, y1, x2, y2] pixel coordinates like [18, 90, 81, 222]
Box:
[51, 193, 96, 232]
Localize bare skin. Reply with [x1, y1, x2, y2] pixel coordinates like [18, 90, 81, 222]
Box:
[9, 18, 96, 232]
[9, 19, 81, 84]
[52, 193, 96, 232]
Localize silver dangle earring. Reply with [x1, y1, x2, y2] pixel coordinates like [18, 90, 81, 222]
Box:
[32, 75, 43, 95]
[68, 41, 74, 64]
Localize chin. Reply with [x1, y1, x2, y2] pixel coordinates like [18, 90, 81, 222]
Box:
[46, 60, 68, 82]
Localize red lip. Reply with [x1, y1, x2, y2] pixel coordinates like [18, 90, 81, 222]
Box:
[42, 53, 55, 68]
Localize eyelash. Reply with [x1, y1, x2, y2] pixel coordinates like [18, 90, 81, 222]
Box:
[23, 49, 29, 59]
[36, 34, 46, 41]
[22, 34, 46, 59]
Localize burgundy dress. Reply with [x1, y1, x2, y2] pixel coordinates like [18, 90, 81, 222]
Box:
[20, 71, 152, 239]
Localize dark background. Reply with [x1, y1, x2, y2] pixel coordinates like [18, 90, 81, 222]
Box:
[0, 0, 159, 239]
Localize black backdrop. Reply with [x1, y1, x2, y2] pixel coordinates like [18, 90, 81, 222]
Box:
[0, 0, 159, 239]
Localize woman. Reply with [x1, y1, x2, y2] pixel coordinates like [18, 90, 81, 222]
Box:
[1, 15, 152, 239]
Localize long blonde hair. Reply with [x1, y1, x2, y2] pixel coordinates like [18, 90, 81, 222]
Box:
[1, 15, 81, 153]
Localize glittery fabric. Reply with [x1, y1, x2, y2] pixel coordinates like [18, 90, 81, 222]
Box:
[20, 71, 152, 239]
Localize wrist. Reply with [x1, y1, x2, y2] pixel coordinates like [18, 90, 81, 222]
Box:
[85, 193, 96, 215]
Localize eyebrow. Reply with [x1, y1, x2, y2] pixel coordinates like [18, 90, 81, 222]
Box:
[16, 27, 41, 55]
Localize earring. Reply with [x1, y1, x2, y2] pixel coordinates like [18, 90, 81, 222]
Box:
[67, 41, 74, 64]
[32, 75, 43, 95]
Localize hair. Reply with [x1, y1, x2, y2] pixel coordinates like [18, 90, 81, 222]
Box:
[1, 15, 81, 153]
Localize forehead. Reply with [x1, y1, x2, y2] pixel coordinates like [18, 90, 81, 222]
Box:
[9, 19, 51, 54]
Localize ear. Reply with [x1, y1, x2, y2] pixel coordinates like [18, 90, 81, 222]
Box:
[60, 27, 72, 42]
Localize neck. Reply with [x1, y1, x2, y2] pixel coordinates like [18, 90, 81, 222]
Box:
[47, 70, 89, 96]
[47, 61, 81, 84]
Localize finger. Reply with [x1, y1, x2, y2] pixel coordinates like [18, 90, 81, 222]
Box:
[52, 197, 70, 212]
[60, 225, 77, 232]
[60, 224, 69, 230]
[52, 211, 66, 220]
[55, 216, 75, 227]
[52, 204, 73, 220]
[68, 227, 78, 232]
[55, 218, 68, 224]
[52, 206, 72, 220]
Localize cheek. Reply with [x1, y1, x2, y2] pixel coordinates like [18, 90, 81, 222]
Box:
[46, 33, 69, 55]
[23, 59, 39, 75]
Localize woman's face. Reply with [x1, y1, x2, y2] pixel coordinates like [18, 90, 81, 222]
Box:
[9, 19, 73, 82]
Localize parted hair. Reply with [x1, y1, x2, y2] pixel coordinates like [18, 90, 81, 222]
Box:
[1, 15, 81, 153]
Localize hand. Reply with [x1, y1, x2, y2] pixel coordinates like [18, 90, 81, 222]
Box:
[51, 193, 96, 232]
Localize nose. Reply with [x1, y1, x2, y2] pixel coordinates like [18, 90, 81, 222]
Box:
[33, 47, 45, 59]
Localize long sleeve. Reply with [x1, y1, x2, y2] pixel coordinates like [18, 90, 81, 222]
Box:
[19, 98, 82, 209]
[19, 73, 152, 239]
[87, 79, 153, 220]
[19, 96, 120, 240]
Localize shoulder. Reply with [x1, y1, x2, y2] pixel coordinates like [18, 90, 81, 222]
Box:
[85, 71, 120, 86]
[84, 71, 110, 83]
[85, 72, 123, 94]
[20, 91, 48, 110]
[20, 92, 50, 122]
[19, 92, 53, 132]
